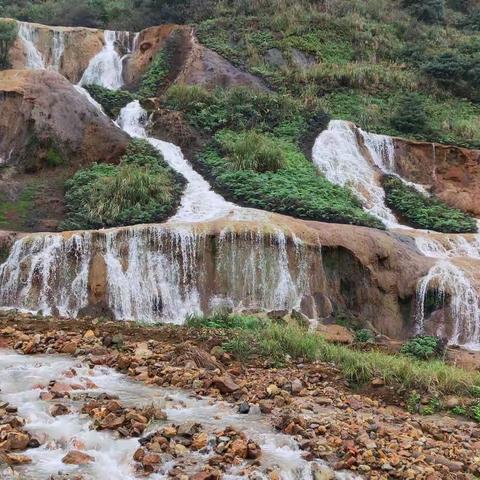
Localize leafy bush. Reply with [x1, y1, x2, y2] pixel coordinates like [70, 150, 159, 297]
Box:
[402, 0, 445, 24]
[383, 175, 477, 233]
[400, 336, 444, 360]
[164, 85, 324, 141]
[390, 93, 429, 135]
[84, 84, 135, 118]
[355, 328, 375, 343]
[219, 130, 286, 173]
[0, 20, 17, 69]
[61, 139, 185, 229]
[196, 134, 384, 228]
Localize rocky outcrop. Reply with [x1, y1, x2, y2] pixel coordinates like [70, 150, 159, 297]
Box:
[123, 24, 267, 92]
[6, 19, 105, 83]
[0, 214, 433, 340]
[0, 69, 129, 170]
[393, 138, 480, 216]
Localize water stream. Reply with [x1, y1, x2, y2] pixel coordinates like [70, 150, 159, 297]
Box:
[0, 349, 356, 480]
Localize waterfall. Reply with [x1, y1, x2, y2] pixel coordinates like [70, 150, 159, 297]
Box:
[79, 30, 124, 89]
[0, 233, 91, 317]
[18, 22, 45, 69]
[312, 120, 398, 226]
[415, 260, 480, 348]
[50, 30, 65, 71]
[117, 101, 244, 223]
[0, 224, 314, 323]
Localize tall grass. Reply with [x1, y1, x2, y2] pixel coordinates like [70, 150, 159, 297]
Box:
[219, 130, 287, 173]
[189, 314, 480, 396]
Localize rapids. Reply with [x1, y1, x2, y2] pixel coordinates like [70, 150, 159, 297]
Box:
[0, 349, 356, 480]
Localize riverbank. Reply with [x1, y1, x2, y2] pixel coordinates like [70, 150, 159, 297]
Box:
[1, 313, 480, 478]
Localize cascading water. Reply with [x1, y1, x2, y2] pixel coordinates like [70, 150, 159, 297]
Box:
[0, 232, 91, 317]
[0, 350, 357, 480]
[117, 101, 242, 223]
[18, 22, 45, 69]
[50, 30, 65, 71]
[312, 120, 398, 226]
[0, 223, 314, 323]
[79, 30, 124, 89]
[313, 120, 480, 348]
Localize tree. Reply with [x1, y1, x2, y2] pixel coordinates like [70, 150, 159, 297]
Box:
[390, 93, 429, 134]
[0, 20, 17, 69]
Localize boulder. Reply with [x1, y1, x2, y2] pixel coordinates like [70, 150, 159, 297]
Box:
[62, 450, 95, 465]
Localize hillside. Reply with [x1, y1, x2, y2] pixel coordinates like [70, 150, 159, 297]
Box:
[2, 0, 480, 148]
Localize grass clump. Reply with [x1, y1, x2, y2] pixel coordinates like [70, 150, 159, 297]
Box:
[383, 175, 477, 233]
[220, 130, 286, 173]
[188, 314, 480, 396]
[61, 139, 185, 229]
[84, 84, 136, 118]
[186, 311, 263, 330]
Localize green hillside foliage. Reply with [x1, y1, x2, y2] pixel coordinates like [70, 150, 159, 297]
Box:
[61, 139, 185, 230]
[383, 175, 477, 233]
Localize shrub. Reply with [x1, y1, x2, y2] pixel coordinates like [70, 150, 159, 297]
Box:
[83, 84, 136, 118]
[400, 336, 444, 360]
[61, 139, 185, 229]
[383, 175, 477, 233]
[219, 130, 287, 173]
[196, 136, 384, 228]
[0, 20, 17, 69]
[390, 93, 429, 134]
[403, 0, 445, 24]
[355, 328, 375, 343]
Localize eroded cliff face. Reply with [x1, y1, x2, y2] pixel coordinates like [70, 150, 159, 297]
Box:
[0, 215, 433, 339]
[0, 69, 129, 169]
[7, 20, 105, 83]
[393, 138, 480, 217]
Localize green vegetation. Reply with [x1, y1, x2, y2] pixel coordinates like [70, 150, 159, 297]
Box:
[84, 84, 135, 118]
[220, 130, 286, 173]
[61, 139, 185, 229]
[165, 85, 383, 228]
[401, 336, 445, 360]
[0, 184, 37, 229]
[199, 135, 382, 228]
[186, 311, 263, 330]
[138, 48, 171, 99]
[0, 19, 17, 69]
[355, 328, 375, 344]
[383, 175, 477, 233]
[188, 313, 480, 396]
[390, 93, 429, 135]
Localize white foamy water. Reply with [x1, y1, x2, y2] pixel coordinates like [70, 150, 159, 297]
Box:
[117, 100, 244, 222]
[79, 30, 124, 89]
[312, 120, 398, 226]
[18, 21, 45, 69]
[0, 349, 356, 480]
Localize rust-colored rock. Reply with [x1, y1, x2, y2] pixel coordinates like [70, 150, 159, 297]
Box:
[62, 450, 95, 465]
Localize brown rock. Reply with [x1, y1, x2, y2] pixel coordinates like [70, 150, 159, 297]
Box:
[49, 404, 70, 417]
[212, 375, 240, 394]
[62, 450, 95, 465]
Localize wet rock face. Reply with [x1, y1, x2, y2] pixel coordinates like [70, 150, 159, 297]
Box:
[8, 21, 104, 83]
[394, 138, 480, 216]
[0, 69, 129, 172]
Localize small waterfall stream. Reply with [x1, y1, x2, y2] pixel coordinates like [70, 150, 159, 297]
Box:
[312, 120, 480, 349]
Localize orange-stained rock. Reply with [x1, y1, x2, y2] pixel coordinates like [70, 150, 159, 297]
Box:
[393, 138, 480, 217]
